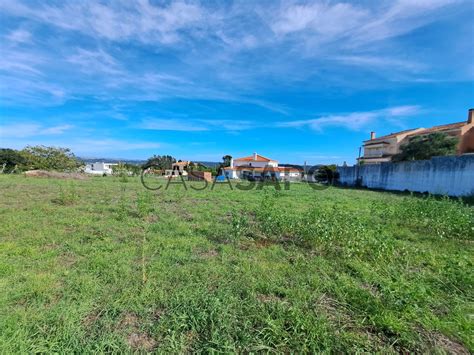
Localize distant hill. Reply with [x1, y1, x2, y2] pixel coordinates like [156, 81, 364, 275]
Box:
[195, 161, 221, 168]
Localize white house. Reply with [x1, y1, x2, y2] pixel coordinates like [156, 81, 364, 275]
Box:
[223, 153, 302, 181]
[84, 162, 118, 175]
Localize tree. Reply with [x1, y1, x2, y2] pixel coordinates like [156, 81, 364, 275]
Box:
[393, 132, 458, 162]
[113, 163, 141, 176]
[217, 155, 232, 176]
[143, 155, 176, 170]
[20, 145, 81, 171]
[189, 162, 208, 172]
[222, 155, 232, 167]
[315, 165, 339, 184]
[0, 148, 27, 173]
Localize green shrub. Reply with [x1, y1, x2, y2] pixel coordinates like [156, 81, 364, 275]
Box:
[53, 183, 79, 205]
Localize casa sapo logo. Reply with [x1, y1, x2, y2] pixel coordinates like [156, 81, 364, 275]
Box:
[140, 164, 336, 191]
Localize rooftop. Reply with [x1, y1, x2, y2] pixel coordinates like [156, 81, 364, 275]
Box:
[410, 121, 466, 136]
[364, 120, 469, 144]
[172, 161, 190, 166]
[234, 153, 277, 162]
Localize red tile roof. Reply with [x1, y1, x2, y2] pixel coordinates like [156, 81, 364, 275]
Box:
[364, 128, 421, 143]
[173, 161, 190, 166]
[234, 154, 277, 162]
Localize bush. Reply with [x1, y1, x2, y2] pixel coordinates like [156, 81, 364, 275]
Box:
[0, 148, 26, 173]
[393, 132, 458, 162]
[21, 145, 81, 172]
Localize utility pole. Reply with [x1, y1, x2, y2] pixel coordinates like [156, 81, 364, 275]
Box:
[356, 147, 362, 185]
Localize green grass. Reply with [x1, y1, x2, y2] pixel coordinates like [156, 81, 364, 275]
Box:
[0, 175, 472, 353]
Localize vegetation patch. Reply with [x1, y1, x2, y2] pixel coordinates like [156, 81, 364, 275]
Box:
[0, 175, 472, 352]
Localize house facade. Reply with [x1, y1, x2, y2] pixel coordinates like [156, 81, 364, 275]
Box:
[165, 161, 190, 177]
[223, 153, 302, 180]
[84, 162, 117, 175]
[359, 108, 474, 164]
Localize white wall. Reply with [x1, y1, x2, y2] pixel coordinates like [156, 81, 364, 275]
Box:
[84, 162, 116, 175]
[233, 160, 277, 168]
[337, 155, 474, 196]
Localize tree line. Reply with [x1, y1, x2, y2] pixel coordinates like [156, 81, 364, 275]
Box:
[0, 146, 231, 175]
[0, 133, 459, 174]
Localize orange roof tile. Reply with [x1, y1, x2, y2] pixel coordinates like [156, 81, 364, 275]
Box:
[234, 154, 277, 162]
[364, 121, 468, 144]
[173, 161, 190, 166]
[364, 128, 421, 143]
[409, 121, 465, 136]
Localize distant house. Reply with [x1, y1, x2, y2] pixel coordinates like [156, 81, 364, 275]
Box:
[223, 153, 302, 180]
[165, 161, 190, 177]
[84, 162, 118, 175]
[359, 108, 474, 164]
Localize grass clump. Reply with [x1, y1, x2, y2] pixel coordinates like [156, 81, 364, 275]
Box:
[52, 182, 79, 205]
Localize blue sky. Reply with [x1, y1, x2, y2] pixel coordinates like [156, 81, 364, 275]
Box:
[0, 0, 473, 165]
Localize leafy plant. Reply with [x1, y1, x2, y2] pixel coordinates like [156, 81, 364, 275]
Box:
[230, 211, 249, 240]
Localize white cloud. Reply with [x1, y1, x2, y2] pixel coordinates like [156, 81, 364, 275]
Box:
[350, 0, 461, 45]
[278, 105, 421, 131]
[141, 119, 208, 132]
[0, 0, 206, 44]
[75, 139, 162, 152]
[331, 55, 425, 72]
[140, 118, 258, 132]
[5, 28, 32, 43]
[271, 2, 368, 38]
[67, 48, 122, 75]
[0, 123, 73, 138]
[0, 49, 44, 76]
[41, 125, 74, 135]
[0, 0, 469, 109]
[0, 136, 165, 156]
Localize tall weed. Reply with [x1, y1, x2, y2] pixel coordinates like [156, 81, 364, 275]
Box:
[53, 183, 79, 205]
[136, 191, 154, 218]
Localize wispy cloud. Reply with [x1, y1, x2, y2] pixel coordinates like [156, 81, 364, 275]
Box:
[270, 2, 368, 38]
[0, 0, 469, 111]
[0, 0, 206, 44]
[278, 106, 422, 131]
[141, 119, 208, 132]
[0, 123, 73, 138]
[75, 139, 163, 153]
[140, 118, 258, 132]
[5, 28, 32, 44]
[67, 48, 122, 75]
[0, 133, 165, 156]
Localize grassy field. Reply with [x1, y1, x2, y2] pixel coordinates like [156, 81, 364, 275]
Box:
[0, 175, 473, 353]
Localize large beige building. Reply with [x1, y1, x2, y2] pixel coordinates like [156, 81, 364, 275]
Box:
[359, 109, 474, 164]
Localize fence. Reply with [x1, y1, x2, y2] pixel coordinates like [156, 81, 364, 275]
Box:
[337, 154, 474, 196]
